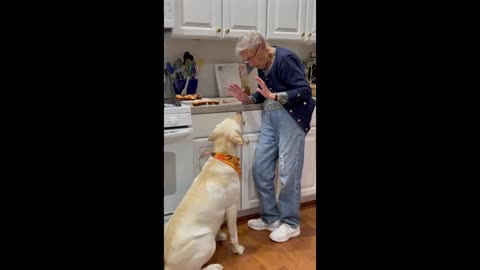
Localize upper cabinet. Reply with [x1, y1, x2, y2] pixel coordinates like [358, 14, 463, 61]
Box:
[266, 0, 316, 43]
[267, 0, 306, 41]
[223, 0, 267, 39]
[164, 0, 174, 29]
[173, 0, 222, 37]
[305, 0, 316, 42]
[173, 0, 266, 39]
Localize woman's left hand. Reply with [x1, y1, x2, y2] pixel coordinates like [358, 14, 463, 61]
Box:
[255, 76, 276, 100]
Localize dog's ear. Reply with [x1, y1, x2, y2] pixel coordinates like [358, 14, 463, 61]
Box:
[231, 130, 244, 145]
[208, 131, 216, 141]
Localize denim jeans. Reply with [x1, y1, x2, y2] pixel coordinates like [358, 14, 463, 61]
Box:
[252, 108, 306, 228]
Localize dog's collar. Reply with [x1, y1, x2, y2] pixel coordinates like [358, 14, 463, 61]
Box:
[211, 152, 241, 176]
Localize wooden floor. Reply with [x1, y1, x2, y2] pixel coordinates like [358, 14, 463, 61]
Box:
[205, 202, 316, 270]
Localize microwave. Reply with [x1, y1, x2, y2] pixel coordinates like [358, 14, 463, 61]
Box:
[164, 0, 174, 29]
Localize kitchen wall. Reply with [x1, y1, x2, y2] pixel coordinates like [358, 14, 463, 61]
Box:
[164, 32, 316, 98]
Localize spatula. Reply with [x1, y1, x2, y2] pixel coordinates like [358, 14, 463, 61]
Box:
[181, 62, 193, 96]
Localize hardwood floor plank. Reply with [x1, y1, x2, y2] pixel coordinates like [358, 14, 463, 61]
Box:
[205, 203, 316, 269]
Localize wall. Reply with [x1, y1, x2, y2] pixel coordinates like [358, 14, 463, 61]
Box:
[164, 33, 316, 98]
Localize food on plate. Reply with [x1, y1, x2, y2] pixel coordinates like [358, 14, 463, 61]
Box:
[192, 99, 220, 106]
[175, 94, 202, 100]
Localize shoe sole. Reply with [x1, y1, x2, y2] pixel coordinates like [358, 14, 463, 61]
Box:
[247, 224, 280, 232]
[269, 230, 301, 242]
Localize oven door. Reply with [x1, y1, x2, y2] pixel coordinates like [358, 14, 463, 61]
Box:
[164, 127, 194, 223]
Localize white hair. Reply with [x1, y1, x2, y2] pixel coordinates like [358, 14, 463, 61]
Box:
[235, 30, 266, 55]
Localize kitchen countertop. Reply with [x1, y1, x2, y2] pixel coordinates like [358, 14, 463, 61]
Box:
[185, 96, 316, 115]
[183, 97, 262, 115]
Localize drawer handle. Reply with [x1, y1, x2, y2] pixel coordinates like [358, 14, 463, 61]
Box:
[225, 29, 230, 33]
[301, 32, 305, 37]
[216, 28, 221, 33]
[244, 139, 250, 145]
[308, 33, 312, 37]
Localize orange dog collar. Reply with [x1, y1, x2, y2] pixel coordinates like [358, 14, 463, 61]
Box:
[211, 152, 241, 176]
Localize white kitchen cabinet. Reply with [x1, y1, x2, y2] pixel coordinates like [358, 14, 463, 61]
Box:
[164, 0, 174, 29]
[173, 0, 222, 37]
[240, 132, 262, 210]
[305, 0, 316, 42]
[192, 138, 214, 177]
[241, 127, 316, 210]
[240, 132, 283, 210]
[191, 109, 316, 214]
[266, 0, 316, 43]
[301, 127, 316, 196]
[173, 0, 266, 39]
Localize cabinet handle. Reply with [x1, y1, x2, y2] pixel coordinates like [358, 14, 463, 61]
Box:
[216, 28, 221, 33]
[301, 32, 305, 38]
[244, 139, 250, 145]
[225, 29, 230, 34]
[308, 33, 312, 38]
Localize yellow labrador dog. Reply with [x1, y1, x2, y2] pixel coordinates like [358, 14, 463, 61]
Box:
[164, 112, 246, 270]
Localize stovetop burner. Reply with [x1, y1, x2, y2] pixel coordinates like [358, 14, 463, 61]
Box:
[164, 99, 181, 107]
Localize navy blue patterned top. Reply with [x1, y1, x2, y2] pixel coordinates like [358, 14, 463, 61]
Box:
[252, 47, 316, 134]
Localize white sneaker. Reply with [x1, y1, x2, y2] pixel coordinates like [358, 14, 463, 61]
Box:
[269, 223, 301, 242]
[247, 218, 281, 231]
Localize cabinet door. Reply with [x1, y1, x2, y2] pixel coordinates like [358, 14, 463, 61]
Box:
[173, 0, 222, 38]
[222, 0, 267, 39]
[192, 138, 214, 177]
[241, 133, 282, 210]
[193, 138, 242, 210]
[164, 0, 174, 28]
[305, 0, 316, 42]
[301, 127, 316, 196]
[241, 133, 261, 210]
[266, 0, 306, 41]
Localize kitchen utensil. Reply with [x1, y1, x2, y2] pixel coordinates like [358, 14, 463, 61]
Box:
[174, 58, 183, 69]
[190, 60, 197, 78]
[166, 62, 175, 74]
[183, 51, 194, 64]
[181, 77, 190, 95]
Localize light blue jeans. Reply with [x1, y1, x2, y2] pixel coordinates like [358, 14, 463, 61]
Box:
[253, 108, 306, 228]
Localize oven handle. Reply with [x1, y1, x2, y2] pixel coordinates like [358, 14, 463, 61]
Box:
[164, 128, 193, 144]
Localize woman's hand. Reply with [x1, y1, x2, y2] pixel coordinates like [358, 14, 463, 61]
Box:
[255, 76, 276, 100]
[228, 84, 251, 103]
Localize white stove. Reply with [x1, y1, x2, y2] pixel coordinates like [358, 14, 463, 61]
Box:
[164, 101, 192, 128]
[164, 100, 195, 223]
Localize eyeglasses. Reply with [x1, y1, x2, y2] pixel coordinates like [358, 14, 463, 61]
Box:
[244, 44, 261, 63]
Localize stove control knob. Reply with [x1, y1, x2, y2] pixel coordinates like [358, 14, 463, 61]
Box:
[168, 116, 178, 126]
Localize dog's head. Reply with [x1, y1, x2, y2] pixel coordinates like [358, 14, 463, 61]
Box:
[208, 112, 245, 146]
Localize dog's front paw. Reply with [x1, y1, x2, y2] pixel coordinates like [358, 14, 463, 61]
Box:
[231, 244, 245, 255]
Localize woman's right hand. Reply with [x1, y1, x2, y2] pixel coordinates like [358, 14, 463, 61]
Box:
[228, 84, 251, 103]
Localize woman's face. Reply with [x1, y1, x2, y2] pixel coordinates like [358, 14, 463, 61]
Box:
[240, 43, 266, 69]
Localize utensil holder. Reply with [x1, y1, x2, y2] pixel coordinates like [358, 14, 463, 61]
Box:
[173, 79, 198, 95]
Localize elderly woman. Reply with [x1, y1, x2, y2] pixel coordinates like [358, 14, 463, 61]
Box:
[228, 31, 316, 242]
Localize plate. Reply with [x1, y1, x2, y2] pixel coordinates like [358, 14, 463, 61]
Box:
[179, 98, 213, 104]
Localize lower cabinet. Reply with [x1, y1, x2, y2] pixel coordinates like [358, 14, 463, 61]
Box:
[240, 133, 262, 210]
[301, 127, 316, 197]
[191, 110, 316, 215]
[241, 128, 316, 211]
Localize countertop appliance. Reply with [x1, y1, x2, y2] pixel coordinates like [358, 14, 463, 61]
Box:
[164, 100, 194, 223]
